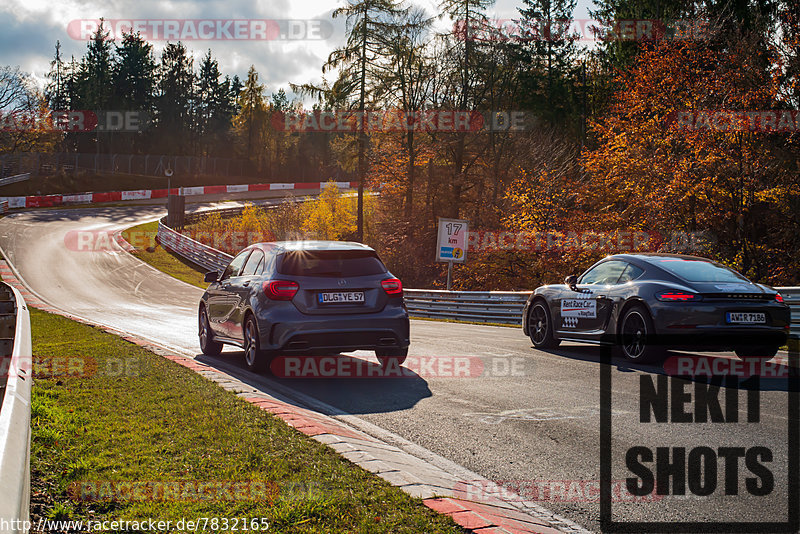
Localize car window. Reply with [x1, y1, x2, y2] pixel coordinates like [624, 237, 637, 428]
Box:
[262, 251, 276, 275]
[580, 260, 629, 285]
[618, 263, 645, 283]
[221, 250, 251, 280]
[653, 258, 749, 282]
[241, 250, 265, 276]
[277, 250, 387, 277]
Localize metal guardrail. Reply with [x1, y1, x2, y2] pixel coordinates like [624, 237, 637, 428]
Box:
[157, 219, 233, 273]
[155, 196, 327, 274]
[779, 288, 800, 339]
[0, 282, 32, 534]
[0, 174, 30, 188]
[404, 289, 530, 325]
[154, 205, 800, 337]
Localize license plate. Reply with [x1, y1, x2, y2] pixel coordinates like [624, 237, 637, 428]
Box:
[726, 312, 766, 324]
[318, 291, 365, 304]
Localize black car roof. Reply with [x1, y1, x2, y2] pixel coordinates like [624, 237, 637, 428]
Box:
[606, 253, 715, 264]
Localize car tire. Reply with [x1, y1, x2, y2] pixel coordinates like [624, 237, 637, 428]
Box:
[376, 347, 408, 369]
[734, 345, 779, 360]
[244, 315, 272, 372]
[199, 306, 222, 356]
[618, 304, 663, 363]
[528, 301, 560, 349]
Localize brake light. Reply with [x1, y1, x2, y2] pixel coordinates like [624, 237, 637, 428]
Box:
[381, 278, 403, 296]
[775, 293, 784, 303]
[264, 280, 299, 300]
[655, 291, 702, 302]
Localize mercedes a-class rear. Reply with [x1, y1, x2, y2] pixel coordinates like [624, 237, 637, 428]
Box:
[198, 241, 410, 372]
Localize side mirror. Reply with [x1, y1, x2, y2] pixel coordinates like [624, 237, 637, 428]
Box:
[564, 275, 578, 290]
[204, 271, 219, 283]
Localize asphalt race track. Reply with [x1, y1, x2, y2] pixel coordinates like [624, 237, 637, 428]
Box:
[1, 204, 795, 533]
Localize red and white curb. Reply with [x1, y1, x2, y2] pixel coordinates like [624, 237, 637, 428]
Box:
[0, 259, 590, 534]
[0, 181, 357, 209]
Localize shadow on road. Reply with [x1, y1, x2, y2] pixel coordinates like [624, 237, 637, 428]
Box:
[195, 351, 433, 415]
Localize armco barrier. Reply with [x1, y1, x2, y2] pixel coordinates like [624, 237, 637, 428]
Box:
[154, 209, 800, 336]
[0, 174, 29, 187]
[0, 181, 357, 210]
[155, 196, 327, 273]
[157, 218, 233, 273]
[403, 289, 530, 325]
[0, 282, 32, 534]
[780, 288, 800, 339]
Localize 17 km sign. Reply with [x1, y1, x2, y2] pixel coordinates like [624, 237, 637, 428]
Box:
[436, 218, 468, 263]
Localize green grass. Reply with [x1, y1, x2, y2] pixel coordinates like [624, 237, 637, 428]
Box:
[29, 308, 463, 533]
[121, 221, 208, 289]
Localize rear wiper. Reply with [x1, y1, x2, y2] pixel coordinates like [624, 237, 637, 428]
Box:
[313, 271, 343, 276]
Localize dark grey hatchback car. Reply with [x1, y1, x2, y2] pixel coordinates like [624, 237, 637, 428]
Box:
[198, 241, 410, 372]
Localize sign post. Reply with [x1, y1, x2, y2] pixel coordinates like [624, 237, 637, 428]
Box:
[436, 218, 468, 290]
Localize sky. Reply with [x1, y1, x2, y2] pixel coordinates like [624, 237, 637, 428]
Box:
[0, 0, 595, 103]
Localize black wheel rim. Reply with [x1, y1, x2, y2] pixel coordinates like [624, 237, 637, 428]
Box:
[199, 310, 209, 348]
[531, 305, 548, 345]
[245, 320, 257, 367]
[622, 311, 646, 359]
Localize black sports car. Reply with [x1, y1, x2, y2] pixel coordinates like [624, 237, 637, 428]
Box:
[521, 253, 790, 362]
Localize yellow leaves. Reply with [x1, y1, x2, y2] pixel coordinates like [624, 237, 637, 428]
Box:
[300, 181, 359, 241]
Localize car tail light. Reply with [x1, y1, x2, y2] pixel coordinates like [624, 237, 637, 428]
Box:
[381, 278, 403, 297]
[775, 293, 784, 303]
[655, 290, 702, 302]
[264, 280, 299, 300]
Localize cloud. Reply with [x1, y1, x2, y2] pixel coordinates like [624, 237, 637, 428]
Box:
[0, 0, 594, 104]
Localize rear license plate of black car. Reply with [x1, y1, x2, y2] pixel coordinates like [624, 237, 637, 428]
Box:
[318, 291, 365, 304]
[726, 312, 766, 324]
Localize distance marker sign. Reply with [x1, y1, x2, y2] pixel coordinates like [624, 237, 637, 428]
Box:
[436, 218, 468, 263]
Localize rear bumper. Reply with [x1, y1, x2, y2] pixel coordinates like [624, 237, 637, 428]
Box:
[648, 301, 790, 349]
[255, 304, 410, 353]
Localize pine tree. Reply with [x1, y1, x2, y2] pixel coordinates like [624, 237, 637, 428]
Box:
[45, 41, 69, 111]
[516, 0, 578, 127]
[324, 0, 406, 240]
[233, 66, 268, 170]
[156, 42, 194, 155]
[113, 31, 156, 153]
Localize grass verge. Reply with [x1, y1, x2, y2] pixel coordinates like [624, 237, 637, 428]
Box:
[121, 221, 208, 289]
[29, 308, 463, 533]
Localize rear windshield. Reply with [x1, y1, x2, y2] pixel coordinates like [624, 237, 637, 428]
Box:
[277, 250, 387, 277]
[653, 258, 748, 282]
